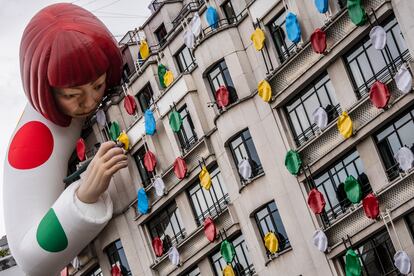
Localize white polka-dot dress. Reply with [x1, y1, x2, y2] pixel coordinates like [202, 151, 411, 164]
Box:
[3, 103, 113, 276]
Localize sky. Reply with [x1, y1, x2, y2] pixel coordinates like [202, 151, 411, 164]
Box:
[0, 0, 153, 237]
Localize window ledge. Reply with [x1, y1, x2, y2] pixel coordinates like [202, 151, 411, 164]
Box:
[264, 246, 292, 266]
[239, 172, 265, 193]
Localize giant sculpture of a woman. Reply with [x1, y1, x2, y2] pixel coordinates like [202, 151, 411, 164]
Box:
[3, 3, 128, 275]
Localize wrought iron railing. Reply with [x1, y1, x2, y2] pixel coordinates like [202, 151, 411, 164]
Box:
[294, 104, 342, 147]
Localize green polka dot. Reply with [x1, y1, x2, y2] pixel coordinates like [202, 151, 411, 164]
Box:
[36, 208, 68, 252]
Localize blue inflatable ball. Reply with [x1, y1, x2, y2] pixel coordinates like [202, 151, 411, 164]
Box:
[145, 109, 156, 135]
[137, 188, 149, 214]
[206, 6, 219, 29]
[286, 12, 301, 44]
[315, 0, 329, 14]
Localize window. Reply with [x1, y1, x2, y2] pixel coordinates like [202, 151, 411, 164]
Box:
[312, 150, 371, 226]
[268, 9, 295, 63]
[176, 46, 196, 73]
[254, 201, 290, 255]
[228, 129, 264, 181]
[155, 23, 167, 46]
[374, 106, 414, 181]
[210, 234, 255, 276]
[84, 266, 103, 276]
[148, 202, 186, 251]
[207, 60, 238, 107]
[105, 240, 132, 276]
[135, 83, 154, 113]
[405, 210, 414, 240]
[176, 105, 198, 153]
[188, 165, 229, 225]
[286, 73, 341, 146]
[339, 230, 398, 276]
[181, 266, 201, 276]
[344, 15, 409, 98]
[337, 0, 347, 9]
[222, 0, 236, 24]
[133, 145, 153, 187]
[122, 64, 131, 83]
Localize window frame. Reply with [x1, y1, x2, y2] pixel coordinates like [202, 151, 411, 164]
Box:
[187, 164, 229, 225]
[176, 105, 198, 153]
[210, 234, 255, 276]
[221, 0, 236, 24]
[175, 45, 196, 73]
[268, 9, 295, 63]
[104, 239, 132, 276]
[338, 230, 398, 276]
[374, 105, 414, 181]
[228, 128, 264, 183]
[132, 145, 154, 187]
[285, 73, 341, 147]
[405, 210, 414, 241]
[344, 15, 409, 98]
[155, 23, 167, 46]
[311, 149, 372, 227]
[135, 83, 154, 113]
[147, 201, 186, 252]
[206, 59, 238, 108]
[253, 201, 291, 256]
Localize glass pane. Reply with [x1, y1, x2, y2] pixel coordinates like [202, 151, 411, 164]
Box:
[398, 121, 414, 148]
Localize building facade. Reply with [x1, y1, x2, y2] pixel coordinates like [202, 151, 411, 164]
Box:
[67, 0, 414, 275]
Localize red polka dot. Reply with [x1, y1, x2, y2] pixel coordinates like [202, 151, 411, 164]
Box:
[8, 121, 54, 169]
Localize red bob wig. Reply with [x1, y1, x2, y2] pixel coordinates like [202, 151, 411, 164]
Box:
[20, 3, 122, 127]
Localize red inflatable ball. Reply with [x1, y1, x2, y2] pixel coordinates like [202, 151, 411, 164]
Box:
[310, 28, 327, 54]
[174, 157, 188, 179]
[76, 138, 86, 161]
[144, 151, 157, 172]
[307, 188, 326, 214]
[111, 265, 121, 276]
[124, 95, 137, 115]
[369, 81, 390, 109]
[362, 193, 380, 219]
[152, 237, 164, 257]
[215, 86, 230, 108]
[204, 217, 217, 242]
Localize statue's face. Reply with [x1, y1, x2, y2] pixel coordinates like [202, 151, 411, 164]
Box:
[52, 73, 106, 118]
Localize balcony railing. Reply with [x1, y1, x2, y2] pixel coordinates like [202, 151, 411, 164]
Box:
[199, 8, 248, 40]
[297, 62, 411, 169]
[195, 194, 230, 226]
[325, 168, 414, 248]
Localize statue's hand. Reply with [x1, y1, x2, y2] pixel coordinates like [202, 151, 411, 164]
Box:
[76, 141, 128, 203]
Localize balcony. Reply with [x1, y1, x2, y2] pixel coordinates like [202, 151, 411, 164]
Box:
[325, 169, 414, 249]
[150, 208, 239, 275]
[195, 8, 248, 49]
[269, 0, 390, 105]
[297, 71, 412, 168]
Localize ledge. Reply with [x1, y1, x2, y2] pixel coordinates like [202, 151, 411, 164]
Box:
[264, 246, 293, 267]
[238, 172, 266, 193]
